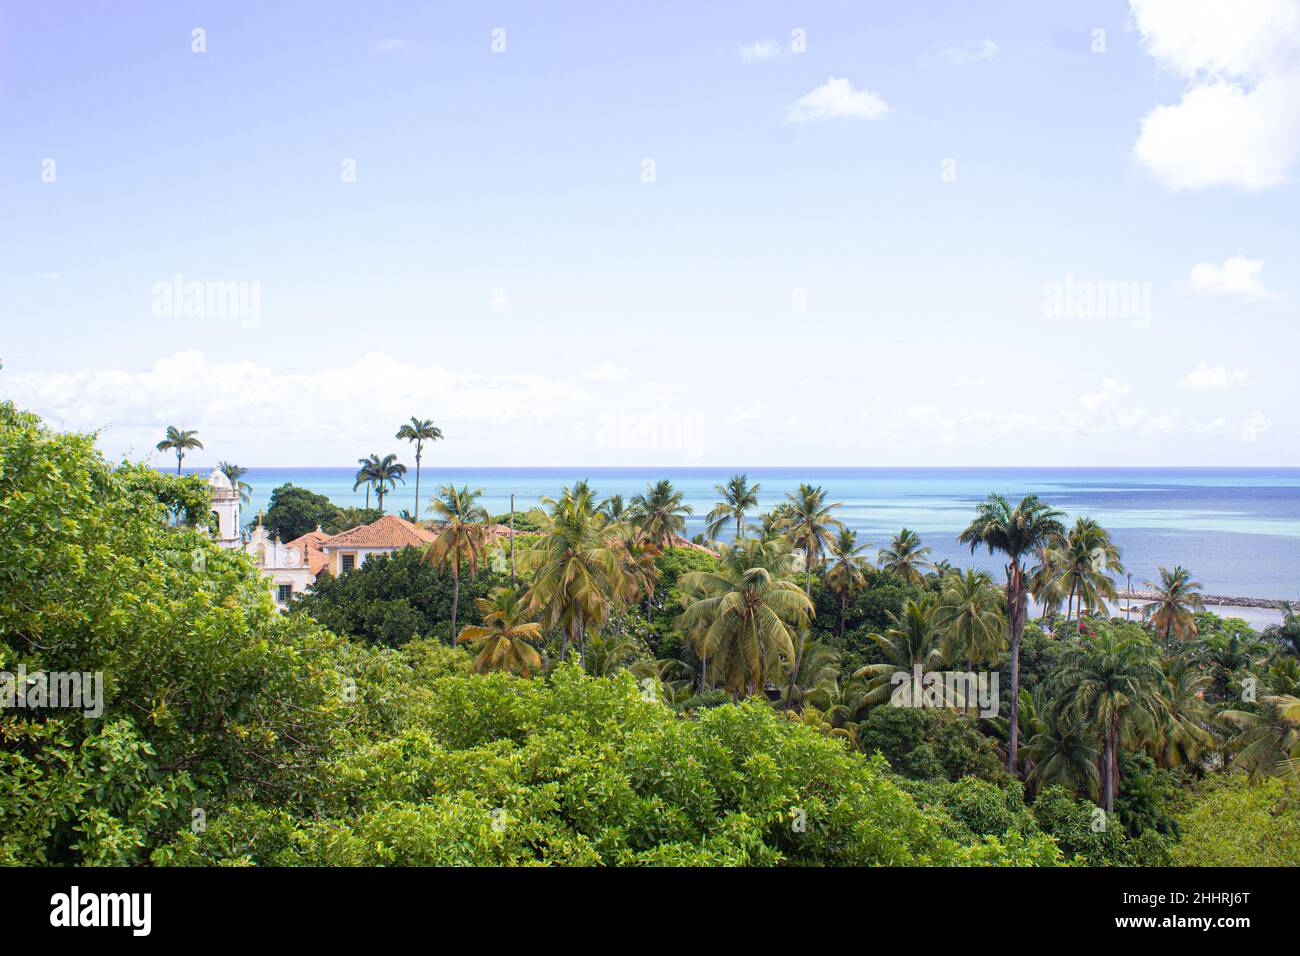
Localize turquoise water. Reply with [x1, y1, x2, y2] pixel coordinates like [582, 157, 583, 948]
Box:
[199, 467, 1300, 603]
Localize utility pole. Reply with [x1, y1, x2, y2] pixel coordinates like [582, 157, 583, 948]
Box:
[1126, 573, 1132, 620]
[509, 493, 516, 587]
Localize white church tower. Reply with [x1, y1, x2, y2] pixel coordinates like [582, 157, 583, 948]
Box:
[206, 468, 242, 549]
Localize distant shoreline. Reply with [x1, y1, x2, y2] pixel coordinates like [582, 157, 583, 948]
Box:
[1114, 588, 1293, 611]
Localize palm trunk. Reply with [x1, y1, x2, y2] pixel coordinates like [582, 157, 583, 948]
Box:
[1006, 563, 1027, 774]
[413, 447, 422, 519]
[449, 563, 460, 645]
[783, 633, 804, 710]
[578, 615, 587, 670]
[509, 494, 516, 587]
[838, 591, 847, 639]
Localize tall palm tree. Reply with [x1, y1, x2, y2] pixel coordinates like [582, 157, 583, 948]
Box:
[678, 537, 812, 700]
[157, 426, 203, 475]
[935, 568, 1006, 700]
[425, 485, 489, 644]
[853, 597, 946, 706]
[705, 474, 761, 541]
[959, 493, 1066, 773]
[395, 417, 443, 520]
[824, 528, 871, 638]
[776, 483, 844, 595]
[371, 453, 407, 513]
[877, 528, 932, 587]
[457, 588, 544, 676]
[218, 461, 252, 504]
[522, 484, 626, 666]
[1047, 632, 1165, 812]
[1142, 565, 1205, 648]
[629, 479, 693, 550]
[354, 454, 380, 509]
[1048, 516, 1124, 632]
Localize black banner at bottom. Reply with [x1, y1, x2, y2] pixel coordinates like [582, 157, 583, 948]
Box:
[5, 866, 1273, 942]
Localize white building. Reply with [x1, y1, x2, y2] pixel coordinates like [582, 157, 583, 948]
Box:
[245, 521, 330, 610]
[206, 468, 242, 549]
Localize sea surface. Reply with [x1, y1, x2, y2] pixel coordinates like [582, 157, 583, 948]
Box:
[199, 467, 1300, 627]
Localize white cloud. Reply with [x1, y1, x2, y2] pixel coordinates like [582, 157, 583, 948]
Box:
[786, 77, 890, 123]
[3, 351, 699, 464]
[580, 360, 631, 383]
[937, 38, 998, 64]
[1178, 362, 1251, 389]
[952, 377, 986, 387]
[1131, 0, 1300, 191]
[1187, 255, 1272, 299]
[739, 40, 782, 62]
[1078, 378, 1129, 412]
[371, 38, 415, 53]
[1241, 409, 1272, 441]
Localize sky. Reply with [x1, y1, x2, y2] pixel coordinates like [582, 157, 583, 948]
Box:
[1, 0, 1297, 468]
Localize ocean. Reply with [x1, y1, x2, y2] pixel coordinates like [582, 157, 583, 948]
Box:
[201, 466, 1300, 627]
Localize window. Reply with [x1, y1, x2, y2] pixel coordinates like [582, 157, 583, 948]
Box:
[341, 553, 356, 573]
[277, 584, 293, 604]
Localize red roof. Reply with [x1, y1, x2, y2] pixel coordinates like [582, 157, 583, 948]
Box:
[319, 514, 437, 550]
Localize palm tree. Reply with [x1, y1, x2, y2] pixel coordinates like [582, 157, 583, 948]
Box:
[457, 588, 544, 676]
[1152, 653, 1214, 770]
[1048, 517, 1124, 632]
[395, 417, 443, 520]
[522, 484, 626, 666]
[678, 537, 812, 700]
[629, 480, 693, 550]
[877, 528, 931, 587]
[927, 558, 954, 582]
[425, 485, 489, 644]
[1142, 565, 1205, 648]
[824, 529, 871, 638]
[853, 597, 945, 706]
[777, 633, 841, 712]
[959, 493, 1066, 773]
[371, 453, 407, 513]
[1028, 539, 1068, 623]
[354, 454, 380, 509]
[705, 474, 761, 541]
[776, 483, 844, 595]
[935, 568, 1006, 708]
[157, 426, 203, 474]
[1047, 632, 1165, 813]
[613, 524, 661, 619]
[1022, 700, 1102, 800]
[218, 461, 251, 504]
[1219, 694, 1300, 781]
[600, 494, 627, 522]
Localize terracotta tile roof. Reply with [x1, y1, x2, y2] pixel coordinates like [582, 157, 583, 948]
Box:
[286, 529, 332, 576]
[319, 514, 437, 550]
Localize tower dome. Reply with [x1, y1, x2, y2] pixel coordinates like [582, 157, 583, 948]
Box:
[207, 468, 235, 498]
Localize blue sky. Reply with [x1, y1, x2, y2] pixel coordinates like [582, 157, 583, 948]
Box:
[2, 0, 1297, 466]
